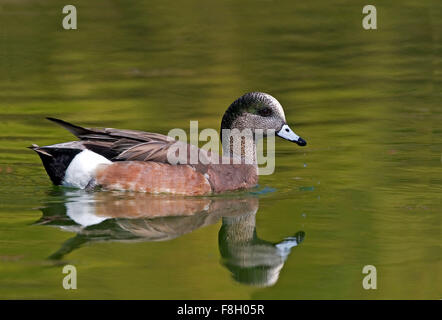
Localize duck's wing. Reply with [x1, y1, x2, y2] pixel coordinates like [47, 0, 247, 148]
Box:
[47, 117, 179, 163]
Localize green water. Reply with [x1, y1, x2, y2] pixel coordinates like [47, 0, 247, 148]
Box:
[0, 0, 440, 299]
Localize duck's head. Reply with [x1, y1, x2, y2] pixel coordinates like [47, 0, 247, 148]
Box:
[221, 92, 306, 146]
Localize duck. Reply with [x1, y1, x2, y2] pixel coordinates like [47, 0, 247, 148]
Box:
[30, 92, 307, 195]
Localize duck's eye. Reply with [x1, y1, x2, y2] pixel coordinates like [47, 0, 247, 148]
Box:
[258, 108, 272, 117]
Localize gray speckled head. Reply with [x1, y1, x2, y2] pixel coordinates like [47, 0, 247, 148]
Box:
[221, 92, 287, 134]
[221, 92, 307, 148]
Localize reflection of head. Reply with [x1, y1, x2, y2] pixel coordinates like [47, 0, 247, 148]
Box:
[224, 263, 284, 287]
[219, 213, 304, 287]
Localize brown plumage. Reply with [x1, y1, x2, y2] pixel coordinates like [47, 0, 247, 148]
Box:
[31, 92, 306, 194]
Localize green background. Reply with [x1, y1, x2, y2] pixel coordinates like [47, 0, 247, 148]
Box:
[0, 0, 440, 299]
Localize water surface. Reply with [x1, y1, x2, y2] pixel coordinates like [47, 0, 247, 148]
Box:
[0, 0, 440, 299]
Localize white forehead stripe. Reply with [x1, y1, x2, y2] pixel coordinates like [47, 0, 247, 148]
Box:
[277, 124, 300, 141]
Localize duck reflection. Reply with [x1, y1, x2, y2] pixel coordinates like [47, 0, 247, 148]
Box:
[36, 189, 305, 287]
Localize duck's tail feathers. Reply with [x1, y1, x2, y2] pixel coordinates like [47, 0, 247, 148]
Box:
[28, 143, 84, 185]
[46, 117, 92, 139]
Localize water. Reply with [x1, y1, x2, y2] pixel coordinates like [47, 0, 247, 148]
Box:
[0, 0, 440, 299]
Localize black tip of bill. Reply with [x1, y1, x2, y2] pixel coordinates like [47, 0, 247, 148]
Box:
[296, 137, 307, 146]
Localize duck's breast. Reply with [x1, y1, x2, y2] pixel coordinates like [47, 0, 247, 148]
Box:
[204, 163, 258, 193]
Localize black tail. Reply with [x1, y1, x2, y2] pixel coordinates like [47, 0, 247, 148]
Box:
[46, 117, 92, 138]
[29, 144, 83, 185]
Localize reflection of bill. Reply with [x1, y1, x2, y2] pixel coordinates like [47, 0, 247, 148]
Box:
[36, 189, 304, 287]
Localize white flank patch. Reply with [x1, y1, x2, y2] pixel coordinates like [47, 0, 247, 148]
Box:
[63, 150, 111, 189]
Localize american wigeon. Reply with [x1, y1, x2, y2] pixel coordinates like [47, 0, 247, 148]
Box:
[30, 92, 306, 195]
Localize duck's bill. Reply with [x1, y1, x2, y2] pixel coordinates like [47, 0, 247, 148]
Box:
[277, 124, 307, 146]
